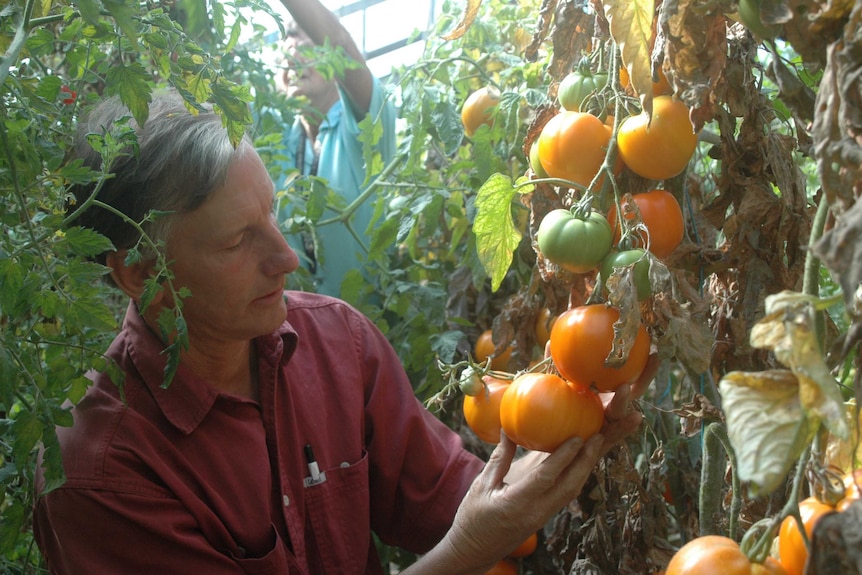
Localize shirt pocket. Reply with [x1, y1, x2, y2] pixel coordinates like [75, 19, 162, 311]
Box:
[228, 523, 293, 575]
[304, 450, 371, 575]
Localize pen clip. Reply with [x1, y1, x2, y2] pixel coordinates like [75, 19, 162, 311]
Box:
[303, 443, 326, 487]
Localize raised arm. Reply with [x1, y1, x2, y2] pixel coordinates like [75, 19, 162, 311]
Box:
[279, 0, 374, 115]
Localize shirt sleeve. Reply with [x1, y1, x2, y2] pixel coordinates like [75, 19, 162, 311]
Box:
[353, 312, 485, 553]
[337, 76, 397, 165]
[33, 489, 293, 575]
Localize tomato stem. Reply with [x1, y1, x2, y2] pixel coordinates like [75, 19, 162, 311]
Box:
[802, 194, 830, 352]
[698, 422, 740, 540]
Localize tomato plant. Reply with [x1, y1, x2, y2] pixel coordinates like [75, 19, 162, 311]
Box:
[508, 531, 538, 557]
[462, 86, 500, 137]
[777, 497, 835, 575]
[499, 372, 604, 452]
[537, 111, 614, 189]
[616, 96, 698, 181]
[463, 376, 511, 444]
[549, 304, 651, 391]
[601, 248, 652, 300]
[607, 189, 685, 259]
[665, 535, 788, 575]
[537, 207, 613, 273]
[558, 59, 608, 112]
[475, 329, 514, 370]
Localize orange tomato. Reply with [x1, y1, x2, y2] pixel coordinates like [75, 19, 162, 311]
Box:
[499, 372, 604, 452]
[549, 304, 650, 392]
[475, 329, 513, 371]
[537, 111, 615, 189]
[484, 559, 518, 575]
[620, 65, 673, 96]
[666, 535, 788, 575]
[607, 189, 685, 259]
[462, 86, 500, 137]
[462, 376, 510, 444]
[616, 96, 698, 181]
[508, 531, 538, 557]
[777, 496, 835, 575]
[534, 308, 556, 348]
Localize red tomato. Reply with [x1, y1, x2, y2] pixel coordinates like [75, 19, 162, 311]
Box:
[777, 497, 835, 575]
[462, 376, 511, 444]
[549, 305, 650, 392]
[499, 372, 604, 452]
[666, 535, 788, 575]
[607, 189, 685, 259]
[60, 86, 77, 105]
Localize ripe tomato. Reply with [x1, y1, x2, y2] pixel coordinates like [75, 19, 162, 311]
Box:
[607, 189, 685, 259]
[777, 496, 835, 575]
[549, 304, 650, 392]
[475, 329, 513, 371]
[666, 535, 788, 575]
[484, 559, 517, 575]
[620, 65, 673, 97]
[508, 531, 538, 557]
[616, 96, 698, 181]
[462, 86, 500, 137]
[537, 111, 615, 189]
[536, 208, 613, 274]
[529, 139, 548, 178]
[601, 248, 651, 301]
[534, 308, 556, 348]
[499, 372, 604, 452]
[462, 376, 511, 444]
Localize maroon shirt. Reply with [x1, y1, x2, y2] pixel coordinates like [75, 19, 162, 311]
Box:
[34, 292, 483, 574]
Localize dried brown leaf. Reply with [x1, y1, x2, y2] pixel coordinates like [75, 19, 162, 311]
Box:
[604, 0, 656, 116]
[440, 0, 483, 40]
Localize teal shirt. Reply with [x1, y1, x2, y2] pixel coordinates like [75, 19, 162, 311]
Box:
[277, 77, 396, 297]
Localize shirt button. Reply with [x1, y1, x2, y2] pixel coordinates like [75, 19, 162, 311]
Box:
[282, 495, 290, 507]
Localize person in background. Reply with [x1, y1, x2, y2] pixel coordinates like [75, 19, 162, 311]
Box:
[32, 90, 652, 574]
[275, 0, 396, 298]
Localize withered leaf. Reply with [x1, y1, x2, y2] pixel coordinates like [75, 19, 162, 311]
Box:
[604, 0, 656, 116]
[440, 0, 483, 41]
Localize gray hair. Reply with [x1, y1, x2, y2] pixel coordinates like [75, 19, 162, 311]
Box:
[69, 90, 252, 267]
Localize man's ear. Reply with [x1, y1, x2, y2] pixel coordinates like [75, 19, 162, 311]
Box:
[106, 250, 160, 303]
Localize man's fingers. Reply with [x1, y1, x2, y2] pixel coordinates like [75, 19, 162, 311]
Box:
[478, 432, 518, 488]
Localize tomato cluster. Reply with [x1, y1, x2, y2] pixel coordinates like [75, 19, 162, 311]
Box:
[665, 536, 787, 575]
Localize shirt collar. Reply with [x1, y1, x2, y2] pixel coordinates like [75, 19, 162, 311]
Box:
[123, 300, 299, 434]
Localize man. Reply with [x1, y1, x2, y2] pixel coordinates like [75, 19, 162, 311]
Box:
[275, 0, 396, 298]
[32, 90, 650, 574]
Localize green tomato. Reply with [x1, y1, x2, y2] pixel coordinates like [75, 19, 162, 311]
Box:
[537, 208, 613, 274]
[558, 67, 609, 112]
[738, 0, 780, 39]
[458, 366, 484, 396]
[600, 248, 652, 301]
[529, 140, 548, 178]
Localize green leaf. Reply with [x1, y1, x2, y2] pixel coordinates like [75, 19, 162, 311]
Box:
[0, 500, 26, 555]
[105, 64, 153, 128]
[59, 227, 115, 257]
[472, 173, 532, 292]
[39, 423, 67, 495]
[0, 257, 24, 312]
[102, 0, 140, 49]
[11, 412, 42, 465]
[719, 370, 819, 497]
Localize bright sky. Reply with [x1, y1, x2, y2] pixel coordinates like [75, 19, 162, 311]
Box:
[253, 0, 441, 79]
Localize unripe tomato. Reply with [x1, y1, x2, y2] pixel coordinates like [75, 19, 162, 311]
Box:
[529, 139, 548, 178]
[617, 96, 698, 181]
[549, 304, 650, 392]
[500, 372, 604, 452]
[666, 535, 788, 575]
[607, 189, 685, 259]
[777, 497, 835, 575]
[558, 67, 608, 112]
[462, 86, 500, 137]
[536, 208, 613, 274]
[537, 111, 614, 189]
[738, 0, 780, 39]
[484, 559, 517, 575]
[508, 531, 538, 557]
[601, 248, 652, 301]
[458, 366, 484, 396]
[462, 376, 511, 444]
[475, 329, 513, 370]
